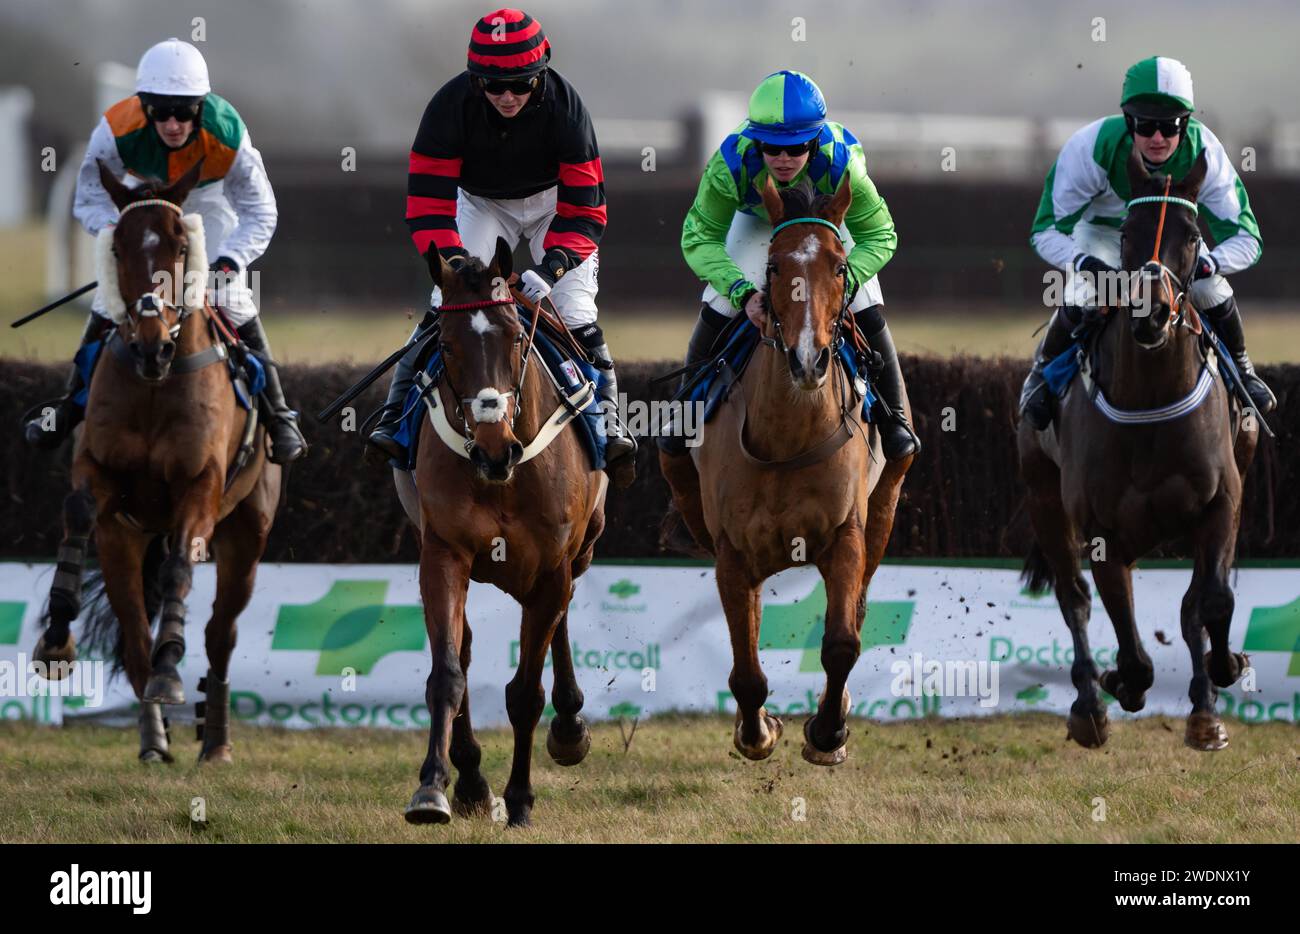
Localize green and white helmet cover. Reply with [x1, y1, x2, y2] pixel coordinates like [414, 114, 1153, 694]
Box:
[1121, 56, 1194, 116]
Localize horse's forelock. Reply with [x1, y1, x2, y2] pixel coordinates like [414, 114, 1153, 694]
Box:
[776, 179, 834, 221]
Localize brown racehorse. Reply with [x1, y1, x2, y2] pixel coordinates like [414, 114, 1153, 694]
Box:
[660, 177, 914, 766]
[1019, 150, 1257, 751]
[33, 160, 281, 763]
[392, 238, 606, 827]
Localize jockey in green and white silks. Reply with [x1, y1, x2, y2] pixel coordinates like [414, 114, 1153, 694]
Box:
[1020, 55, 1274, 429]
[665, 70, 918, 461]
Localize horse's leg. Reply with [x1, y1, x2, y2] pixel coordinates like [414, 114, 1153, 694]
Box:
[659, 450, 714, 554]
[405, 536, 470, 824]
[546, 610, 591, 765]
[144, 465, 222, 705]
[1091, 558, 1155, 712]
[716, 534, 781, 759]
[1022, 454, 1107, 747]
[804, 512, 868, 766]
[449, 612, 493, 818]
[1182, 493, 1242, 751]
[503, 569, 571, 827]
[34, 486, 97, 674]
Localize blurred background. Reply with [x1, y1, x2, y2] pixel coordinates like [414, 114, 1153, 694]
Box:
[3, 0, 1299, 363]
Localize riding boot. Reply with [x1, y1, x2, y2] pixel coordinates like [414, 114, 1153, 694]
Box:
[1204, 296, 1276, 414]
[366, 313, 438, 465]
[1019, 305, 1084, 431]
[571, 323, 637, 468]
[854, 307, 919, 460]
[657, 305, 729, 456]
[23, 313, 111, 449]
[236, 318, 308, 464]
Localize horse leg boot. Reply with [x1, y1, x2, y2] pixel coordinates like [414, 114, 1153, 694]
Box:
[571, 323, 637, 479]
[854, 306, 919, 460]
[1204, 297, 1276, 414]
[366, 313, 437, 465]
[196, 671, 233, 763]
[1019, 305, 1084, 431]
[23, 313, 111, 449]
[138, 701, 173, 763]
[35, 487, 96, 675]
[143, 549, 190, 706]
[236, 318, 307, 464]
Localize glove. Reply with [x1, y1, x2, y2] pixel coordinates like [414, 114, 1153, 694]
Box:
[1193, 255, 1218, 280]
[519, 268, 553, 303]
[1073, 253, 1115, 277]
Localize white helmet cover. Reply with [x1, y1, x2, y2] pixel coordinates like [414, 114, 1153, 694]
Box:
[135, 38, 210, 96]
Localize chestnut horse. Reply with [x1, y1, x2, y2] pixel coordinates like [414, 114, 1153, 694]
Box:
[33, 160, 281, 763]
[660, 177, 914, 766]
[1019, 150, 1257, 750]
[392, 238, 606, 827]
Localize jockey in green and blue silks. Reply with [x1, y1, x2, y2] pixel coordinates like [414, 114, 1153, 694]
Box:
[1020, 55, 1274, 430]
[665, 70, 918, 461]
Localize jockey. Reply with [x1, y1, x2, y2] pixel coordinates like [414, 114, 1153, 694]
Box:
[1021, 56, 1273, 429]
[23, 38, 306, 463]
[666, 70, 919, 461]
[367, 7, 635, 469]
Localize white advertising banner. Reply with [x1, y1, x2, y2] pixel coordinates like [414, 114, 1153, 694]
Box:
[1, 562, 1297, 729]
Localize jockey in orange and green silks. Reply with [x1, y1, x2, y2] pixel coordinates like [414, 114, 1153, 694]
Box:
[667, 69, 918, 461]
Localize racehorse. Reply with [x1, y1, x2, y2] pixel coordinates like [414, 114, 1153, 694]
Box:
[33, 160, 281, 764]
[1018, 150, 1258, 751]
[660, 177, 914, 766]
[391, 238, 607, 827]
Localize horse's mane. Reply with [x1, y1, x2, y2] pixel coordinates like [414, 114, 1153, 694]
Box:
[776, 178, 834, 219]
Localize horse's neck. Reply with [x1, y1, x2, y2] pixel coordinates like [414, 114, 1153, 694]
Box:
[1099, 315, 1203, 409]
[177, 306, 216, 356]
[744, 343, 844, 459]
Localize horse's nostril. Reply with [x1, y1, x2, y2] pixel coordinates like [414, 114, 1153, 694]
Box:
[158, 343, 175, 361]
[128, 341, 143, 360]
[815, 347, 831, 375]
[509, 442, 524, 464]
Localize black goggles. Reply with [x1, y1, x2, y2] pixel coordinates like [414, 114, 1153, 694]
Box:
[478, 75, 540, 96]
[759, 140, 817, 158]
[144, 100, 202, 124]
[1129, 115, 1186, 139]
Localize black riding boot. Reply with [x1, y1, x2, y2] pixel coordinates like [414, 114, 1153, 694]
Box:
[1205, 296, 1276, 414]
[657, 305, 729, 456]
[571, 323, 637, 468]
[1019, 305, 1084, 431]
[23, 312, 111, 449]
[236, 318, 307, 464]
[365, 316, 437, 465]
[854, 306, 919, 461]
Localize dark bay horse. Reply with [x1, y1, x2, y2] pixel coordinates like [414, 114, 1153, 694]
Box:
[33, 160, 281, 763]
[1019, 150, 1257, 751]
[660, 177, 914, 766]
[392, 238, 606, 827]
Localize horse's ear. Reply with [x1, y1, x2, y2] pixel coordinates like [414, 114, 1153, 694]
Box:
[1126, 148, 1150, 193]
[490, 236, 513, 281]
[97, 160, 133, 209]
[825, 173, 853, 227]
[758, 175, 784, 225]
[425, 249, 454, 288]
[162, 158, 204, 207]
[1179, 148, 1209, 201]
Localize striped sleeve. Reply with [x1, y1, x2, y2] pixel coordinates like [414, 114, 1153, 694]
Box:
[540, 93, 606, 270]
[406, 89, 467, 258]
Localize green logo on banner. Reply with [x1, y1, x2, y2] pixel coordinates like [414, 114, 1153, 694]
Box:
[608, 579, 640, 600]
[1243, 595, 1300, 676]
[0, 602, 23, 645]
[272, 581, 426, 675]
[759, 581, 913, 672]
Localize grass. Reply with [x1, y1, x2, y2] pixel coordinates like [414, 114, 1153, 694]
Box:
[1, 714, 1295, 843]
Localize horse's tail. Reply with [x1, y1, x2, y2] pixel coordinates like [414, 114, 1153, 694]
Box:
[81, 535, 167, 676]
[1020, 541, 1055, 597]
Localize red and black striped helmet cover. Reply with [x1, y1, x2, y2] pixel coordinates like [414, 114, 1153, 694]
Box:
[467, 8, 551, 77]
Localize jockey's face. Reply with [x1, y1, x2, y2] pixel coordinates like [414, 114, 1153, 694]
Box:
[763, 149, 810, 184]
[153, 116, 194, 149]
[485, 89, 530, 118]
[1134, 127, 1180, 164]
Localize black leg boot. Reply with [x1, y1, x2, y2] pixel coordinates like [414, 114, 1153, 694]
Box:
[1018, 305, 1084, 431]
[854, 307, 919, 460]
[236, 318, 308, 464]
[365, 315, 437, 465]
[570, 323, 636, 468]
[23, 313, 111, 449]
[1205, 296, 1276, 414]
[657, 305, 730, 456]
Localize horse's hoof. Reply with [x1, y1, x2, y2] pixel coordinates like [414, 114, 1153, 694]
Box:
[405, 786, 452, 824]
[142, 672, 185, 706]
[32, 632, 77, 677]
[452, 791, 494, 819]
[1066, 708, 1110, 748]
[547, 716, 591, 766]
[1099, 670, 1147, 713]
[139, 748, 173, 765]
[733, 707, 783, 761]
[1185, 712, 1229, 751]
[801, 721, 849, 766]
[1204, 650, 1250, 689]
[198, 745, 233, 765]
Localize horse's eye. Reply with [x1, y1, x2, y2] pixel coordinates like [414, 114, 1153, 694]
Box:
[836, 263, 847, 277]
[438, 342, 452, 355]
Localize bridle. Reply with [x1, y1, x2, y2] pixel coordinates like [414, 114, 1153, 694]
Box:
[433, 296, 536, 443]
[115, 197, 194, 340]
[761, 216, 860, 356]
[1121, 176, 1202, 338]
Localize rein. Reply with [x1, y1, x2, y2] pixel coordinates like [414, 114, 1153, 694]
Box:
[1123, 176, 1201, 337]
